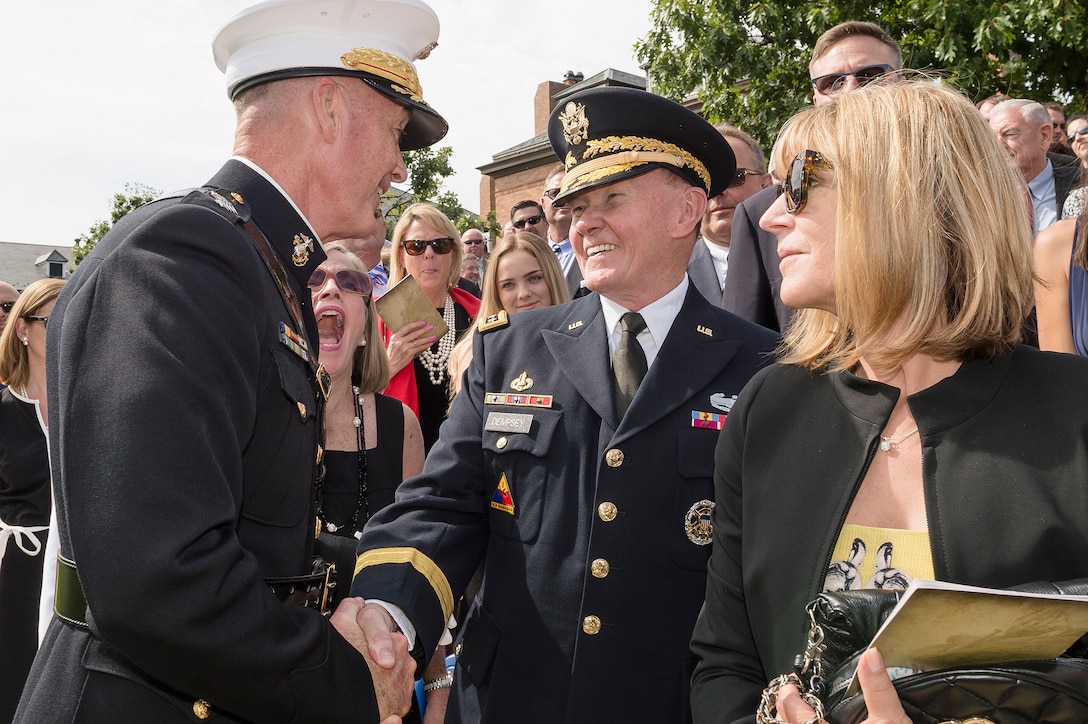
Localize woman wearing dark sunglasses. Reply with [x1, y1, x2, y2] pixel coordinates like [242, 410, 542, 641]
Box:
[383, 203, 480, 452]
[691, 81, 1088, 724]
[0, 277, 64, 721]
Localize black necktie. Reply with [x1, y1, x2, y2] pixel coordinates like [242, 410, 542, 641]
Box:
[613, 312, 648, 419]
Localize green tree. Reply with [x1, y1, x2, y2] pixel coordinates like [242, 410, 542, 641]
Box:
[636, 0, 1088, 153]
[72, 183, 160, 266]
[382, 145, 481, 237]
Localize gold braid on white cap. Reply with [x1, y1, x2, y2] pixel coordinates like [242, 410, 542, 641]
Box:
[341, 48, 424, 102]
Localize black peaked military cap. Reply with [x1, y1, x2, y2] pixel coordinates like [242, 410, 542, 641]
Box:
[548, 86, 736, 205]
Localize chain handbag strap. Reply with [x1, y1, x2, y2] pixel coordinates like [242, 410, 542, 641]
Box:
[756, 600, 829, 724]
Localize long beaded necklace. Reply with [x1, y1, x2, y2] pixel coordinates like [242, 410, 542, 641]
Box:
[417, 294, 457, 385]
[318, 385, 369, 538]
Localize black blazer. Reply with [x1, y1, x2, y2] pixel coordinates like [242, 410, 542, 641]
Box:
[721, 185, 793, 332]
[355, 286, 779, 723]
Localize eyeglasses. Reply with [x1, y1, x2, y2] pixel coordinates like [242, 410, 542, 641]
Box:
[811, 64, 894, 95]
[402, 237, 456, 256]
[512, 215, 544, 230]
[25, 315, 50, 328]
[542, 188, 561, 200]
[307, 267, 373, 297]
[728, 168, 762, 188]
[0, 301, 14, 313]
[462, 238, 485, 246]
[1069, 127, 1088, 144]
[778, 150, 829, 214]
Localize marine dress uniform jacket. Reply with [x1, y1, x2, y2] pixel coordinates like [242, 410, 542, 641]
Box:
[353, 283, 779, 723]
[17, 161, 382, 723]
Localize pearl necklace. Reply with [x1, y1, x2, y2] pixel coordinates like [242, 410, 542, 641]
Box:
[417, 294, 457, 385]
[879, 426, 918, 452]
[317, 386, 369, 538]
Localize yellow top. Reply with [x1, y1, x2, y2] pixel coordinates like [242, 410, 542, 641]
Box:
[823, 523, 934, 592]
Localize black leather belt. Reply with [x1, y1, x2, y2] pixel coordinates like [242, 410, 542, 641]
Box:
[55, 556, 337, 627]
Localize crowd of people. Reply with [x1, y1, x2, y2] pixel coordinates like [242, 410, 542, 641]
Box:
[2, 1, 1088, 724]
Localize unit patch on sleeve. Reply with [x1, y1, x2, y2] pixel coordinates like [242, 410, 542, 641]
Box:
[490, 473, 515, 515]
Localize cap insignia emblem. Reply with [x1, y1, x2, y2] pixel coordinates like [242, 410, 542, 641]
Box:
[341, 48, 423, 99]
[684, 500, 715, 545]
[292, 234, 314, 267]
[510, 371, 534, 392]
[559, 102, 590, 146]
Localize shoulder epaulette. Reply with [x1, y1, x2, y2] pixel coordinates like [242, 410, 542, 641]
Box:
[191, 187, 253, 223]
[478, 310, 510, 333]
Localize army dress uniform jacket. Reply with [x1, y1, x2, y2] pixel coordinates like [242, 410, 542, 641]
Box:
[353, 284, 779, 723]
[17, 161, 382, 723]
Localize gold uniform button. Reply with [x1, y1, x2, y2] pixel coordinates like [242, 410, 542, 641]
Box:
[605, 448, 624, 467]
[590, 558, 610, 578]
[582, 615, 602, 635]
[193, 699, 211, 719]
[496, 436, 508, 449]
[597, 502, 618, 522]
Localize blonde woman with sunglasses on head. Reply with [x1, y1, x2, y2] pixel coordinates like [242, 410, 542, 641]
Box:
[383, 203, 480, 452]
[690, 80, 1088, 724]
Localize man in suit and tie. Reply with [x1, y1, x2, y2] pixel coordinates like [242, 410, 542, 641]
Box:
[724, 20, 903, 331]
[541, 163, 585, 298]
[687, 125, 773, 306]
[350, 86, 779, 723]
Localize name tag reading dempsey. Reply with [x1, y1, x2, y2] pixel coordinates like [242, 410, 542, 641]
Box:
[485, 411, 534, 434]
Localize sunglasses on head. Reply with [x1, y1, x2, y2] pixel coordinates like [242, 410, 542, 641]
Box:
[512, 215, 543, 230]
[402, 237, 456, 256]
[811, 64, 894, 96]
[25, 315, 50, 329]
[0, 301, 14, 313]
[307, 267, 373, 297]
[1070, 127, 1088, 144]
[778, 150, 829, 214]
[728, 168, 762, 189]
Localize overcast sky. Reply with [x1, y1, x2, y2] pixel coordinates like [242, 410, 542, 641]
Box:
[0, 0, 654, 248]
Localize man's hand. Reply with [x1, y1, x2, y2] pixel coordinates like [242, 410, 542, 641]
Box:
[331, 598, 415, 722]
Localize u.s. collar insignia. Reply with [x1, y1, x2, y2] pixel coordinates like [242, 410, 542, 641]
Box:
[292, 234, 315, 267]
[685, 500, 715, 545]
[559, 101, 590, 146]
[697, 325, 714, 337]
[510, 371, 533, 392]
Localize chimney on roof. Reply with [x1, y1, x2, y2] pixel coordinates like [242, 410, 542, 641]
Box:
[563, 70, 584, 86]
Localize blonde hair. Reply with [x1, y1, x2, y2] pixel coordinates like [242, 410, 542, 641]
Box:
[0, 278, 66, 389]
[320, 242, 389, 394]
[772, 79, 1034, 372]
[388, 203, 463, 289]
[447, 232, 570, 400]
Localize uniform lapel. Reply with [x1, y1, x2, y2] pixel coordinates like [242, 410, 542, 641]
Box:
[616, 286, 742, 441]
[542, 294, 617, 428]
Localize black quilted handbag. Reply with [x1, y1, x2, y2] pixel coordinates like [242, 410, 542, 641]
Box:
[758, 581, 1088, 724]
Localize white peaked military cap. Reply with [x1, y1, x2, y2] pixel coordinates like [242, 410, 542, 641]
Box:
[212, 0, 448, 150]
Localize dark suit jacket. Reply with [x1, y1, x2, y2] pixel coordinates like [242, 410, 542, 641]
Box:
[687, 238, 724, 307]
[721, 185, 793, 332]
[1051, 151, 1082, 216]
[18, 161, 379, 723]
[354, 286, 779, 723]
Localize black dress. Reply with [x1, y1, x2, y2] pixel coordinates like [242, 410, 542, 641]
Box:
[317, 392, 422, 723]
[0, 388, 51, 722]
[414, 303, 472, 452]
